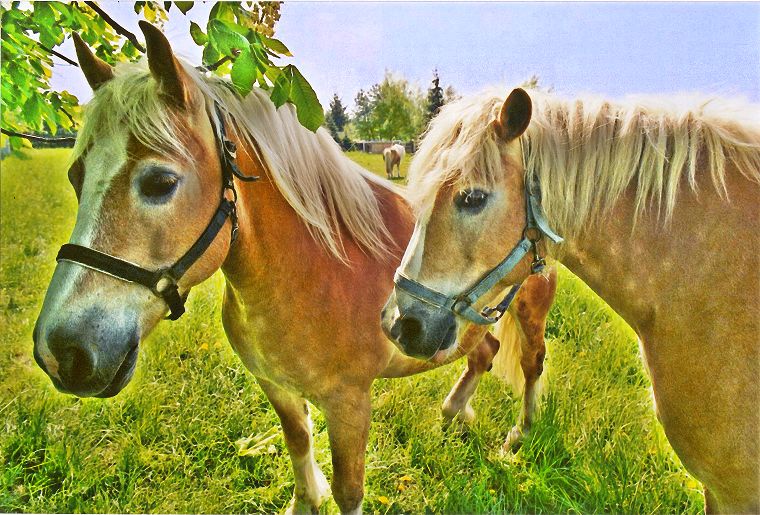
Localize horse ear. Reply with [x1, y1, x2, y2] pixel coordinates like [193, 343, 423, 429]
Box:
[72, 33, 114, 91]
[492, 88, 532, 141]
[139, 20, 190, 107]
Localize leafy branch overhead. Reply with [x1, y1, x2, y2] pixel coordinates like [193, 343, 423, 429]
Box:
[1, 1, 324, 150]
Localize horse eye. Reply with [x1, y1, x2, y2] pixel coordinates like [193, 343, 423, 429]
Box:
[454, 189, 489, 213]
[139, 170, 179, 201]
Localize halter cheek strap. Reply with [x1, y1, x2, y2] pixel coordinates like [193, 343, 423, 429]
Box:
[394, 178, 563, 326]
[55, 102, 258, 321]
[56, 200, 235, 320]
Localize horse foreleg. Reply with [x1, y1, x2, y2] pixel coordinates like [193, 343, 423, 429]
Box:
[322, 389, 371, 515]
[503, 267, 557, 452]
[258, 378, 329, 515]
[441, 331, 500, 425]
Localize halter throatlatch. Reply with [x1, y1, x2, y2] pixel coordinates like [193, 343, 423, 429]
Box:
[394, 178, 563, 326]
[55, 102, 258, 320]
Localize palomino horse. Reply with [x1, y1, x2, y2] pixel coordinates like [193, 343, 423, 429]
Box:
[383, 143, 405, 179]
[382, 86, 760, 512]
[31, 24, 556, 514]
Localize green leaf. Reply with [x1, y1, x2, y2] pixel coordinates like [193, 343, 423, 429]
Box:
[230, 49, 256, 96]
[60, 91, 79, 105]
[23, 96, 42, 130]
[202, 44, 221, 67]
[189, 21, 207, 46]
[260, 35, 291, 56]
[175, 1, 194, 15]
[285, 65, 323, 131]
[270, 72, 290, 108]
[207, 18, 248, 57]
[33, 2, 56, 27]
[209, 2, 235, 23]
[122, 40, 139, 59]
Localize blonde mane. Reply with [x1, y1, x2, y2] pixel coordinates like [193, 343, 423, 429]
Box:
[73, 60, 400, 261]
[408, 87, 760, 235]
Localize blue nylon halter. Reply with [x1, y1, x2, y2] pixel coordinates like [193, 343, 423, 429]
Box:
[394, 178, 563, 325]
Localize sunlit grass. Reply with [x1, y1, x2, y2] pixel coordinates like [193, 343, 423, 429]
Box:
[0, 149, 702, 513]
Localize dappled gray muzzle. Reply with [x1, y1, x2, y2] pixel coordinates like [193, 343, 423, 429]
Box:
[33, 305, 139, 398]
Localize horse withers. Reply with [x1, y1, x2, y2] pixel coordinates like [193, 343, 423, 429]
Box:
[382, 86, 760, 512]
[31, 23, 556, 514]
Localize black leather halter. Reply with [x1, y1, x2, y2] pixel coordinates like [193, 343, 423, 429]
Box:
[56, 103, 258, 320]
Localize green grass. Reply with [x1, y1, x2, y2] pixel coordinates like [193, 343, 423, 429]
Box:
[1, 149, 702, 513]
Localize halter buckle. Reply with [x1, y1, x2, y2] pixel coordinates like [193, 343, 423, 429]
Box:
[480, 304, 504, 320]
[152, 271, 179, 297]
[451, 296, 471, 314]
[531, 255, 547, 274]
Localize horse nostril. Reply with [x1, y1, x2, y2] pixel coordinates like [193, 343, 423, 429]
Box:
[59, 346, 96, 384]
[48, 327, 97, 385]
[397, 316, 423, 346]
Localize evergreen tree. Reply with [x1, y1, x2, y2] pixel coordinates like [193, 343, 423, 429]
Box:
[426, 69, 445, 122]
[323, 110, 339, 141]
[329, 94, 348, 132]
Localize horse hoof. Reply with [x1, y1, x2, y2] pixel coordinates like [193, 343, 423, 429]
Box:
[442, 402, 476, 425]
[284, 468, 330, 515]
[284, 498, 319, 515]
[502, 426, 524, 453]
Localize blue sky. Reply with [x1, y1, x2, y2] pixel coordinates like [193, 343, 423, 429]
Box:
[52, 2, 760, 111]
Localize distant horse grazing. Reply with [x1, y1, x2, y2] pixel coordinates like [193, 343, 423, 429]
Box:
[382, 86, 760, 512]
[383, 143, 405, 179]
[31, 24, 556, 515]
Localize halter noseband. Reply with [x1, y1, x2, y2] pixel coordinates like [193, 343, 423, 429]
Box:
[56, 103, 258, 320]
[394, 178, 563, 325]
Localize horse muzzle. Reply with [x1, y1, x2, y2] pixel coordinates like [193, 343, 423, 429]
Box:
[32, 311, 140, 398]
[384, 296, 458, 361]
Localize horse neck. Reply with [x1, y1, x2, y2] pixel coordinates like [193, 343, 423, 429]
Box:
[550, 189, 660, 332]
[219, 151, 321, 295]
[218, 136, 413, 307]
[549, 162, 760, 336]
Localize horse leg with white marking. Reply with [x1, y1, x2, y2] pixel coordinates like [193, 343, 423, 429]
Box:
[258, 379, 330, 515]
[441, 330, 499, 424]
[498, 266, 556, 450]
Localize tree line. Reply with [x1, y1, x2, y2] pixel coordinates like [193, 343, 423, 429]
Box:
[324, 69, 459, 149]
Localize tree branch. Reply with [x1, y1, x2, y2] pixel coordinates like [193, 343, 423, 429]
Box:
[37, 43, 79, 67]
[83, 1, 146, 53]
[199, 55, 231, 72]
[1, 128, 76, 144]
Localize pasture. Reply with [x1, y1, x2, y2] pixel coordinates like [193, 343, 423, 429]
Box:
[1, 149, 701, 513]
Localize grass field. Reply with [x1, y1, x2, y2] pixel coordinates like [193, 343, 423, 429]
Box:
[1, 149, 702, 513]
